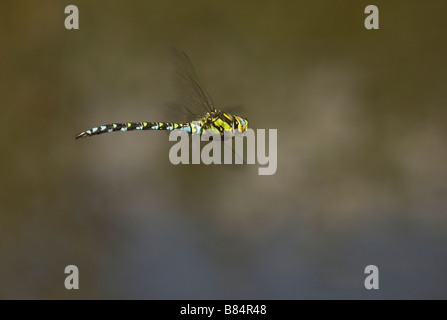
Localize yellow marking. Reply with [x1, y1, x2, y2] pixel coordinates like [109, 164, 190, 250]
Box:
[113, 123, 117, 128]
[127, 123, 131, 127]
[174, 123, 179, 129]
[143, 122, 148, 127]
[214, 119, 223, 127]
[214, 118, 230, 130]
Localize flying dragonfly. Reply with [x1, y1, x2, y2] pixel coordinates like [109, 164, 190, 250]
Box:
[75, 50, 249, 140]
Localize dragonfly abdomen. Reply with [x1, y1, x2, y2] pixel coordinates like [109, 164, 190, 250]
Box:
[75, 121, 193, 139]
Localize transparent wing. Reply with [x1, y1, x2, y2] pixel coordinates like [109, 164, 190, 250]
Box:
[171, 49, 215, 118]
[163, 102, 196, 123]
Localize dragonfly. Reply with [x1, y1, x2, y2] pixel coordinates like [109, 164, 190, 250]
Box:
[75, 50, 249, 140]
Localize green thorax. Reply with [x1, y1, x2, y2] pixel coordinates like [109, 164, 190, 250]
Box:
[195, 110, 238, 136]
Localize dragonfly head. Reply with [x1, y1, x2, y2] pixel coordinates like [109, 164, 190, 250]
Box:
[234, 115, 249, 133]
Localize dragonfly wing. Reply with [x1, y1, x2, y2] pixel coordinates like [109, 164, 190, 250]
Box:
[163, 102, 202, 123]
[171, 49, 215, 116]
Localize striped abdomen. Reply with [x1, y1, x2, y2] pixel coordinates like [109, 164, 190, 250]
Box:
[75, 121, 195, 139]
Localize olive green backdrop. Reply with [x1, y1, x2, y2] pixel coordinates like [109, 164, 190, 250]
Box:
[1, 0, 446, 298]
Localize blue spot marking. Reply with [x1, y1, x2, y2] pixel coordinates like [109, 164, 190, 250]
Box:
[86, 130, 92, 134]
[92, 127, 98, 133]
[136, 126, 143, 130]
[121, 127, 127, 131]
[183, 126, 191, 133]
[166, 125, 173, 130]
[100, 125, 107, 130]
[152, 125, 158, 130]
[108, 129, 113, 132]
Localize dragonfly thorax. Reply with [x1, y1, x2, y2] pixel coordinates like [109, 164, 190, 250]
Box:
[198, 110, 249, 138]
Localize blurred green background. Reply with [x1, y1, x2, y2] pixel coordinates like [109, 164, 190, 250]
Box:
[1, 0, 446, 299]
